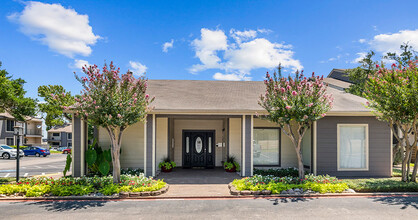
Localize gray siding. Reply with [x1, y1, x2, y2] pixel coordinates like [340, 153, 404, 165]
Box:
[145, 115, 153, 176]
[316, 116, 391, 177]
[0, 119, 15, 140]
[72, 117, 83, 177]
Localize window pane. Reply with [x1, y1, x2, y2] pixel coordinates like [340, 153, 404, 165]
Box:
[6, 138, 14, 146]
[339, 126, 367, 169]
[6, 120, 14, 132]
[253, 129, 279, 165]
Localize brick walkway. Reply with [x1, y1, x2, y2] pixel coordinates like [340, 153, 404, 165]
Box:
[155, 168, 240, 197]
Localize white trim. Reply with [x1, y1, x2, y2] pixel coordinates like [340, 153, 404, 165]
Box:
[337, 124, 369, 171]
[5, 137, 14, 146]
[242, 115, 246, 176]
[250, 115, 254, 176]
[313, 121, 317, 175]
[326, 112, 373, 116]
[143, 121, 147, 176]
[152, 114, 156, 177]
[5, 119, 14, 132]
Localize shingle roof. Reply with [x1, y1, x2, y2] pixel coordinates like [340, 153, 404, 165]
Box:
[327, 69, 352, 83]
[0, 112, 43, 122]
[48, 124, 72, 133]
[147, 80, 369, 113]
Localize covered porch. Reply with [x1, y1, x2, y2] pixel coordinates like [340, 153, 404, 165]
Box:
[71, 113, 313, 178]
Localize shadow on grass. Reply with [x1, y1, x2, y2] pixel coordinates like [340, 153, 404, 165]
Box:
[23, 200, 110, 212]
[263, 197, 315, 205]
[370, 196, 418, 210]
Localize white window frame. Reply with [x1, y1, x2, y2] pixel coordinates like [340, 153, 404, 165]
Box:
[5, 137, 14, 146]
[67, 133, 72, 140]
[337, 124, 369, 171]
[67, 142, 72, 148]
[6, 120, 14, 132]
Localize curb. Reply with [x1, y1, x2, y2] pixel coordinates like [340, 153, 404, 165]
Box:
[1, 192, 418, 201]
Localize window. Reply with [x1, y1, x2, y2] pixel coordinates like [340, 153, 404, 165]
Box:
[6, 138, 14, 146]
[253, 128, 280, 166]
[68, 143, 72, 147]
[6, 120, 14, 132]
[52, 133, 60, 137]
[338, 124, 369, 171]
[67, 133, 72, 140]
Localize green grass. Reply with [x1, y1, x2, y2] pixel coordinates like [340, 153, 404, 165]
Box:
[342, 177, 418, 192]
[0, 178, 15, 185]
[50, 150, 62, 154]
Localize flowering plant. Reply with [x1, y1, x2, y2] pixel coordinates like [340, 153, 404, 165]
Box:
[259, 66, 333, 178]
[69, 62, 154, 183]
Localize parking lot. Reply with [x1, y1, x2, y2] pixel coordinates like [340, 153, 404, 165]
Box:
[0, 153, 68, 178]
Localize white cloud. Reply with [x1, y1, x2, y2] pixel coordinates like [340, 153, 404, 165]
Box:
[190, 28, 228, 73]
[71, 59, 90, 69]
[162, 39, 174, 52]
[351, 52, 367, 64]
[8, 1, 100, 58]
[212, 72, 249, 81]
[129, 61, 147, 76]
[358, 39, 366, 43]
[190, 28, 302, 80]
[369, 29, 418, 54]
[230, 29, 257, 44]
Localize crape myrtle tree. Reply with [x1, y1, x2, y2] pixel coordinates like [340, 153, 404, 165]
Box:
[259, 66, 333, 178]
[69, 62, 154, 183]
[364, 61, 418, 182]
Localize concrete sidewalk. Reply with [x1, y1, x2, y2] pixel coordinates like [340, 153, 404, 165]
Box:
[155, 168, 239, 197]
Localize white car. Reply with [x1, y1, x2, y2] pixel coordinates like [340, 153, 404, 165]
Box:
[0, 145, 24, 159]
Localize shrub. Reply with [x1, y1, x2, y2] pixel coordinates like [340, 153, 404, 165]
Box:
[343, 178, 418, 192]
[99, 184, 121, 195]
[253, 167, 304, 177]
[121, 168, 144, 176]
[232, 174, 348, 194]
[51, 185, 94, 196]
[26, 185, 51, 197]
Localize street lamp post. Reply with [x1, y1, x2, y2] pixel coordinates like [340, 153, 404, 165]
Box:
[14, 125, 24, 183]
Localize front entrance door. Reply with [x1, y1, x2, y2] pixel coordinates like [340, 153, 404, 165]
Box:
[183, 131, 215, 168]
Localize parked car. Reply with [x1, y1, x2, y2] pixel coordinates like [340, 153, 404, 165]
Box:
[62, 148, 71, 154]
[57, 147, 67, 151]
[23, 146, 50, 157]
[0, 145, 24, 159]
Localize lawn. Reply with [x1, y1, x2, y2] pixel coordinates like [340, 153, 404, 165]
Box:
[342, 177, 418, 192]
[50, 150, 62, 154]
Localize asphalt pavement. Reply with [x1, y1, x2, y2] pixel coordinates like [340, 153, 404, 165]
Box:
[0, 196, 417, 219]
[0, 154, 68, 178]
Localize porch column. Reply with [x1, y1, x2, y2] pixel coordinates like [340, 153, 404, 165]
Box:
[72, 114, 87, 177]
[144, 114, 156, 177]
[241, 115, 253, 177]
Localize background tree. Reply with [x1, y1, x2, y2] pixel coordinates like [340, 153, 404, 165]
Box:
[70, 62, 154, 183]
[0, 61, 37, 121]
[364, 61, 418, 182]
[38, 85, 74, 130]
[345, 51, 377, 97]
[384, 43, 418, 68]
[259, 66, 333, 178]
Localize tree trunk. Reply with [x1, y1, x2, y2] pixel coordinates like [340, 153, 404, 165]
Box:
[107, 127, 124, 184]
[392, 142, 401, 164]
[295, 141, 305, 179]
[411, 146, 417, 182]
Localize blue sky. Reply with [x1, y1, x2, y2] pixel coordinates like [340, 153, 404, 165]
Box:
[0, 0, 417, 99]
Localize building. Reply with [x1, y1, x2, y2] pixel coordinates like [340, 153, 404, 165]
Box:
[0, 112, 43, 146]
[70, 78, 392, 178]
[47, 124, 72, 148]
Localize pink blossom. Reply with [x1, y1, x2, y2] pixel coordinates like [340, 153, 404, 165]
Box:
[303, 115, 308, 119]
[145, 94, 149, 98]
[321, 113, 326, 117]
[117, 114, 122, 118]
[285, 106, 292, 110]
[280, 88, 285, 93]
[292, 91, 298, 96]
[308, 103, 313, 107]
[109, 115, 112, 119]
